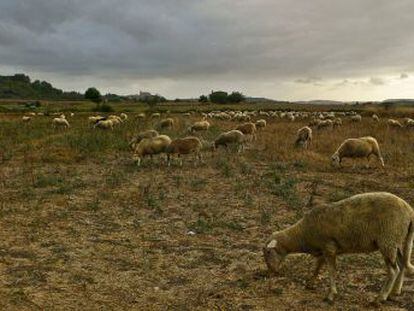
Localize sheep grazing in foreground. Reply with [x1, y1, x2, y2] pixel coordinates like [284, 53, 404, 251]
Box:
[255, 119, 267, 129]
[331, 136, 384, 168]
[263, 192, 414, 303]
[350, 114, 362, 122]
[372, 114, 380, 122]
[120, 113, 128, 121]
[22, 116, 31, 122]
[295, 126, 312, 149]
[129, 129, 159, 150]
[158, 118, 174, 129]
[52, 117, 70, 129]
[165, 136, 203, 166]
[94, 119, 114, 130]
[132, 135, 172, 166]
[387, 119, 403, 128]
[236, 122, 257, 141]
[188, 120, 210, 133]
[214, 130, 246, 152]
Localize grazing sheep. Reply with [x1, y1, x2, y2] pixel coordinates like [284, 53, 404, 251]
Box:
[331, 136, 384, 168]
[295, 126, 312, 149]
[165, 136, 203, 166]
[52, 117, 70, 129]
[214, 130, 246, 152]
[333, 118, 342, 127]
[88, 116, 105, 125]
[136, 113, 146, 119]
[94, 119, 114, 130]
[317, 119, 333, 130]
[132, 135, 172, 166]
[387, 119, 403, 128]
[129, 129, 159, 150]
[372, 114, 380, 122]
[70, 112, 75, 117]
[404, 118, 414, 128]
[188, 120, 210, 133]
[22, 116, 32, 122]
[158, 118, 174, 129]
[120, 113, 128, 121]
[350, 115, 362, 122]
[151, 112, 161, 118]
[255, 119, 267, 129]
[263, 192, 414, 303]
[236, 122, 257, 141]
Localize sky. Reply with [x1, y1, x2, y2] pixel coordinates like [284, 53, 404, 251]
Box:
[1, 0, 414, 101]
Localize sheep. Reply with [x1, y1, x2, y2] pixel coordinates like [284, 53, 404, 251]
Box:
[236, 122, 257, 141]
[263, 192, 414, 303]
[52, 117, 70, 129]
[88, 116, 105, 125]
[255, 119, 267, 129]
[372, 114, 380, 122]
[332, 118, 342, 127]
[132, 135, 172, 166]
[387, 119, 403, 128]
[94, 119, 114, 130]
[120, 113, 128, 121]
[331, 136, 384, 168]
[158, 118, 174, 129]
[129, 129, 159, 150]
[165, 136, 203, 166]
[214, 130, 246, 152]
[136, 113, 146, 119]
[317, 119, 333, 130]
[404, 118, 414, 128]
[151, 112, 161, 118]
[70, 112, 75, 117]
[22, 116, 32, 122]
[188, 120, 210, 133]
[350, 114, 362, 122]
[295, 126, 312, 149]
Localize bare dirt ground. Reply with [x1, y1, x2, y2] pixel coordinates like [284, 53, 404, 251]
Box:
[1, 111, 414, 310]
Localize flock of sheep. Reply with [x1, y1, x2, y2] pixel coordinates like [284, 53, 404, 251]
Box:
[18, 108, 414, 304]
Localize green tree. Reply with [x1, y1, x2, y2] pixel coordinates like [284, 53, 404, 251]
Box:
[227, 91, 245, 103]
[85, 87, 102, 106]
[209, 91, 228, 104]
[199, 95, 208, 103]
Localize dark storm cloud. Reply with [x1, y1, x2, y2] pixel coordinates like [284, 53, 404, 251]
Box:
[0, 0, 414, 97]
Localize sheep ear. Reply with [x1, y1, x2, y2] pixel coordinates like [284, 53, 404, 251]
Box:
[267, 239, 277, 249]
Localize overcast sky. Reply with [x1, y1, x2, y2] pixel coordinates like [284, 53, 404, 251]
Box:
[1, 0, 414, 101]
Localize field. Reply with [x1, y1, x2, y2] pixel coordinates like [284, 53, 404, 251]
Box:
[1, 103, 414, 310]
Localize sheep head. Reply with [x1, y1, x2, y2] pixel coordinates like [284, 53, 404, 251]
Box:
[263, 239, 286, 274]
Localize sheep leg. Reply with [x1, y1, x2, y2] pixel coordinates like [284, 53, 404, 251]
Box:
[377, 257, 399, 302]
[167, 154, 171, 167]
[323, 244, 338, 302]
[307, 256, 325, 289]
[391, 253, 405, 296]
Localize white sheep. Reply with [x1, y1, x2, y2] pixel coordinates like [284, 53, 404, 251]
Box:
[188, 120, 210, 133]
[52, 117, 70, 129]
[263, 192, 414, 303]
[129, 129, 159, 150]
[331, 136, 384, 168]
[214, 130, 246, 152]
[236, 122, 257, 141]
[372, 114, 380, 122]
[295, 126, 312, 149]
[255, 119, 267, 129]
[22, 116, 32, 122]
[94, 119, 114, 130]
[350, 114, 362, 122]
[120, 113, 128, 121]
[387, 119, 403, 128]
[132, 135, 172, 166]
[165, 136, 203, 166]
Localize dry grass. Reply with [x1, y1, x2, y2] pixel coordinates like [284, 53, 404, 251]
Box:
[1, 110, 414, 310]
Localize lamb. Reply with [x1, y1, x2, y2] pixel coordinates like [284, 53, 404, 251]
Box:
[94, 119, 114, 130]
[158, 118, 174, 129]
[129, 129, 159, 150]
[52, 117, 70, 129]
[214, 130, 246, 152]
[387, 119, 403, 128]
[331, 136, 384, 168]
[22, 116, 32, 122]
[295, 126, 312, 149]
[236, 122, 257, 141]
[263, 192, 414, 303]
[255, 119, 267, 129]
[188, 120, 210, 133]
[165, 136, 203, 166]
[132, 135, 172, 166]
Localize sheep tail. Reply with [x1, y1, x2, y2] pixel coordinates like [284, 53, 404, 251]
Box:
[403, 220, 414, 275]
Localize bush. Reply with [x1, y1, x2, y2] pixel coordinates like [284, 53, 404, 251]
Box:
[91, 103, 114, 112]
[209, 91, 228, 104]
[199, 95, 208, 103]
[227, 92, 245, 103]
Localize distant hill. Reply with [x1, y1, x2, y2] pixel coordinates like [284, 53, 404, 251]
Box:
[0, 74, 83, 100]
